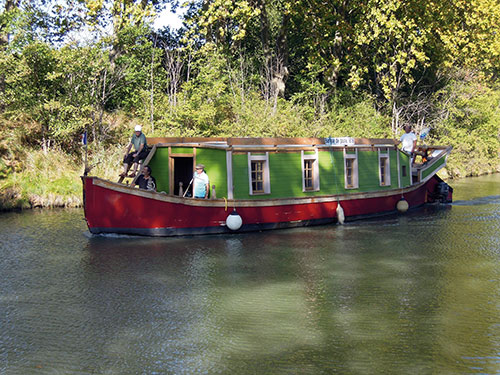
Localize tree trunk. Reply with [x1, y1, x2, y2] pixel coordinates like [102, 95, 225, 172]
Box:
[257, 0, 289, 109]
[0, 0, 20, 113]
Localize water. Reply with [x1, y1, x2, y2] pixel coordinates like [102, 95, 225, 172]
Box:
[1, 175, 499, 374]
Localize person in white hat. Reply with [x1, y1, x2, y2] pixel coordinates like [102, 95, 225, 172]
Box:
[120, 124, 148, 178]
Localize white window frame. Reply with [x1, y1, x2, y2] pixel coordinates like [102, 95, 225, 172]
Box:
[248, 152, 271, 195]
[378, 148, 391, 186]
[301, 149, 320, 192]
[343, 148, 359, 189]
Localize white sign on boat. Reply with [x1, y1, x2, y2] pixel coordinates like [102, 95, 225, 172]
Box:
[324, 137, 355, 146]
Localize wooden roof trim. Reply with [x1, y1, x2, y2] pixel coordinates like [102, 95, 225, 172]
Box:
[147, 136, 398, 146]
[148, 137, 227, 145]
[95, 177, 425, 207]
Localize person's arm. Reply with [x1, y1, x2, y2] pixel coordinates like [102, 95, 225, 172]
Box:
[134, 136, 145, 156]
[411, 136, 417, 153]
[136, 142, 144, 155]
[124, 142, 132, 157]
[205, 182, 209, 198]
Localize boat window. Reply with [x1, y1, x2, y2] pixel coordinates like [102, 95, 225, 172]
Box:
[251, 161, 265, 193]
[378, 148, 391, 186]
[304, 160, 313, 189]
[344, 149, 358, 189]
[301, 149, 320, 192]
[402, 165, 407, 177]
[248, 152, 271, 195]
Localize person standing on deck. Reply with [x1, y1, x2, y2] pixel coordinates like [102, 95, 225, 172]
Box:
[193, 164, 209, 199]
[400, 125, 417, 161]
[120, 125, 148, 178]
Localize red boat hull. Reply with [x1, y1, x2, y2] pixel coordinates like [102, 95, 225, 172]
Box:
[82, 176, 450, 236]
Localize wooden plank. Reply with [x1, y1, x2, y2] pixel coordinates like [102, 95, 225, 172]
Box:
[228, 137, 324, 145]
[94, 177, 426, 208]
[148, 137, 226, 145]
[128, 144, 157, 186]
[147, 136, 399, 148]
[354, 138, 398, 145]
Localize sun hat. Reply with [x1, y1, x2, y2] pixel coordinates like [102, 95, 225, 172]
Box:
[195, 163, 205, 169]
[134, 125, 142, 132]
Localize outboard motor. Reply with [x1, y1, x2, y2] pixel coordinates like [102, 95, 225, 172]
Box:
[434, 181, 451, 203]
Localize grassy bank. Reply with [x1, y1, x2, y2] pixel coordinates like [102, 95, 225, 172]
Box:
[0, 145, 125, 211]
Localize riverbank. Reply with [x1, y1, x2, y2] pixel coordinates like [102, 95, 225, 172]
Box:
[0, 145, 123, 211]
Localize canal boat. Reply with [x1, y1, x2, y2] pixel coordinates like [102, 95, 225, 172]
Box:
[81, 137, 453, 236]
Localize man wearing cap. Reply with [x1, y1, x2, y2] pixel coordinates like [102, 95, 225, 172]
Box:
[120, 124, 148, 178]
[193, 164, 209, 199]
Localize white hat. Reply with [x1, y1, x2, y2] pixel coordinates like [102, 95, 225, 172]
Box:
[134, 125, 142, 132]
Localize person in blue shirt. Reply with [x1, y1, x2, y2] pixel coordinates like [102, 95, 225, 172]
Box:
[193, 164, 209, 199]
[120, 124, 148, 178]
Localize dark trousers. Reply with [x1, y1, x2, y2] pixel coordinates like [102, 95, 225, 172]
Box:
[123, 148, 149, 166]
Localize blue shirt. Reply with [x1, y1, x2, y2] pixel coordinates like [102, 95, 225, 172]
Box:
[131, 133, 147, 151]
[193, 171, 209, 198]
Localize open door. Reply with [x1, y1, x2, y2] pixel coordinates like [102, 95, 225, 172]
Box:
[172, 156, 194, 196]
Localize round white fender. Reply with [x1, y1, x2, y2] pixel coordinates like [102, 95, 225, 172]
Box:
[396, 198, 409, 213]
[336, 202, 345, 225]
[226, 210, 243, 231]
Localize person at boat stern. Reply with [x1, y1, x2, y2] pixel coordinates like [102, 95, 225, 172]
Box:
[400, 125, 417, 162]
[193, 164, 209, 199]
[133, 165, 156, 191]
[120, 124, 148, 178]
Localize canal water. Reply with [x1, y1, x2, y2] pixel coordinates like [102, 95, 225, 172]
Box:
[1, 175, 499, 374]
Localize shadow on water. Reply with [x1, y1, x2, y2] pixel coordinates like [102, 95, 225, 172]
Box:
[452, 195, 500, 206]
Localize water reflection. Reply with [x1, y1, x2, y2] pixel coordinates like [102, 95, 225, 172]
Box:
[0, 175, 499, 374]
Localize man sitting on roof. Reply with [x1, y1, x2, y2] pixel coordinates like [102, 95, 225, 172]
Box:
[120, 124, 148, 178]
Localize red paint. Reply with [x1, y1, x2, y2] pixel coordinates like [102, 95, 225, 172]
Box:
[82, 176, 449, 235]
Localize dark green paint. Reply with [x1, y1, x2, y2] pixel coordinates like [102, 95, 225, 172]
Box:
[422, 156, 445, 180]
[170, 147, 194, 154]
[149, 147, 436, 199]
[196, 148, 228, 198]
[148, 147, 170, 193]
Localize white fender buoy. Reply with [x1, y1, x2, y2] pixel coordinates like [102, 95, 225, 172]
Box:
[226, 210, 243, 231]
[336, 202, 345, 225]
[397, 198, 409, 213]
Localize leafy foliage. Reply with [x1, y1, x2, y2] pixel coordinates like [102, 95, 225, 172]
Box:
[0, 0, 499, 208]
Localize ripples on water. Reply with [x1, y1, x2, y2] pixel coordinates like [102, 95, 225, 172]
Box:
[0, 175, 499, 374]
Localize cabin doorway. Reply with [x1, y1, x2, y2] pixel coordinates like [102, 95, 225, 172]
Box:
[172, 156, 194, 196]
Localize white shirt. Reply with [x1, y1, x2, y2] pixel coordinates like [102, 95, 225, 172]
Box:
[400, 132, 417, 153]
[193, 171, 209, 198]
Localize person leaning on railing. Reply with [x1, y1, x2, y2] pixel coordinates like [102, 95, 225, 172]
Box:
[399, 125, 417, 163]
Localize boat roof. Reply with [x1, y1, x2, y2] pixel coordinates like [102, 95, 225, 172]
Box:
[147, 137, 399, 149]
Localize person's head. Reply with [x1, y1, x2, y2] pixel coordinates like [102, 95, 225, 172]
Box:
[134, 124, 142, 135]
[143, 165, 151, 176]
[195, 163, 204, 174]
[404, 125, 412, 133]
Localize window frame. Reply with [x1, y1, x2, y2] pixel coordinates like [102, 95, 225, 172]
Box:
[378, 148, 391, 187]
[301, 149, 320, 192]
[248, 152, 271, 195]
[343, 148, 359, 189]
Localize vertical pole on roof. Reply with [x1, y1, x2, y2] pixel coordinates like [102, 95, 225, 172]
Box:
[83, 128, 88, 176]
